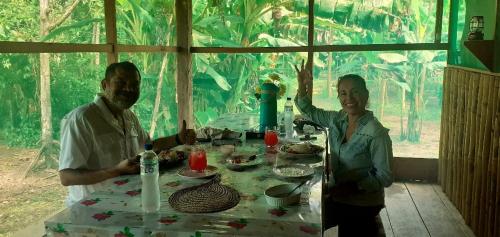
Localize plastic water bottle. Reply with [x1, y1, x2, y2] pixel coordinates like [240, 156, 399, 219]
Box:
[141, 143, 160, 213]
[284, 97, 294, 139]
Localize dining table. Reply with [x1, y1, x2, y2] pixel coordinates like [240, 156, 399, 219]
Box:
[44, 113, 326, 237]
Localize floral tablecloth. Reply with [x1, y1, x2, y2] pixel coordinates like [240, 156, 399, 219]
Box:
[45, 115, 324, 237]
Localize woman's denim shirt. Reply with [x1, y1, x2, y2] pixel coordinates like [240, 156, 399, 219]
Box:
[295, 96, 393, 206]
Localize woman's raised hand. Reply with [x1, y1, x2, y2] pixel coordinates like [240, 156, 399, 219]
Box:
[294, 59, 313, 97]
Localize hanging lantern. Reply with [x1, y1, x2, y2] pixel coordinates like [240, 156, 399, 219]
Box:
[468, 16, 484, 40]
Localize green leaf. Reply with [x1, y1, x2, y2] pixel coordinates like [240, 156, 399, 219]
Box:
[196, 58, 231, 91]
[377, 53, 408, 63]
[41, 18, 103, 42]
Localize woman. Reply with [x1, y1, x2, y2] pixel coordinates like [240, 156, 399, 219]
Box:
[294, 60, 393, 236]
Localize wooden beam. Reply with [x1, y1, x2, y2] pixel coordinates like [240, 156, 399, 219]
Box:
[393, 157, 438, 182]
[115, 45, 178, 52]
[314, 43, 449, 52]
[447, 0, 459, 64]
[104, 0, 117, 64]
[191, 46, 307, 53]
[494, 1, 500, 71]
[176, 0, 193, 129]
[447, 65, 500, 76]
[435, 0, 444, 43]
[190, 43, 448, 54]
[0, 41, 111, 53]
[307, 0, 314, 72]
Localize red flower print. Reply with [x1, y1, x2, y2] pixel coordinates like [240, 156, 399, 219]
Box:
[159, 215, 179, 225]
[299, 224, 320, 235]
[114, 179, 129, 186]
[80, 198, 100, 206]
[227, 219, 247, 230]
[114, 227, 134, 237]
[125, 189, 141, 196]
[92, 211, 113, 221]
[268, 207, 287, 217]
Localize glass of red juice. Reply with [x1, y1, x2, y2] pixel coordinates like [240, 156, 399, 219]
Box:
[264, 126, 279, 149]
[189, 149, 207, 172]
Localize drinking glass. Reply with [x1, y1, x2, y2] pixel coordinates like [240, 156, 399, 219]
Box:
[189, 149, 207, 172]
[264, 126, 279, 149]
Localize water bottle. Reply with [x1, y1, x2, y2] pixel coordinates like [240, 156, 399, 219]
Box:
[284, 97, 294, 139]
[141, 143, 160, 213]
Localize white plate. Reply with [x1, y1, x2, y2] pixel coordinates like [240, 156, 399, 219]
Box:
[278, 143, 324, 158]
[273, 164, 314, 179]
[178, 165, 218, 179]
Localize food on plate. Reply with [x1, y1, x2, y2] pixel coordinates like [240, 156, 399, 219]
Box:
[158, 150, 184, 162]
[285, 143, 324, 154]
[274, 166, 313, 177]
[226, 154, 256, 164]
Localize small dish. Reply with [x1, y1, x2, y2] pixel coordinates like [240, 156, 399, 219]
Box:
[178, 165, 218, 179]
[225, 153, 263, 171]
[273, 164, 315, 179]
[264, 184, 302, 208]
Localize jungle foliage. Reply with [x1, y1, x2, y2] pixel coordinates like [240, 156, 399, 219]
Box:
[0, 0, 462, 153]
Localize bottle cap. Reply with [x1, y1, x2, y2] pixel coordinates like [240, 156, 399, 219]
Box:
[144, 143, 153, 150]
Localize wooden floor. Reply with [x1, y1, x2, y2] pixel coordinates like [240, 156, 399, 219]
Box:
[325, 182, 476, 237]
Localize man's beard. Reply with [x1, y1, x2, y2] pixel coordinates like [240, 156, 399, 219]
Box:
[109, 93, 139, 110]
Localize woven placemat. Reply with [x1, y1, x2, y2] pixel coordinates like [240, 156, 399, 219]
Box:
[168, 175, 240, 213]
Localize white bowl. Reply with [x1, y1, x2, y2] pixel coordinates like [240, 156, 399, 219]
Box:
[264, 184, 302, 208]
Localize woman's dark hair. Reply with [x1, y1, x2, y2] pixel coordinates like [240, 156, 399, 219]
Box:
[337, 74, 369, 97]
[104, 61, 141, 81]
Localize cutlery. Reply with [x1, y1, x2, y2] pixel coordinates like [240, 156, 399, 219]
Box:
[275, 181, 307, 198]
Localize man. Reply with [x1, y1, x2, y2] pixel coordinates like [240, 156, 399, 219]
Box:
[59, 61, 195, 206]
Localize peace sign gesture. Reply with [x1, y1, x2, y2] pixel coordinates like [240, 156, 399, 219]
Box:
[294, 58, 313, 97]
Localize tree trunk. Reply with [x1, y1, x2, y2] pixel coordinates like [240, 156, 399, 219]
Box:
[327, 52, 333, 97]
[39, 0, 52, 145]
[149, 16, 173, 138]
[400, 87, 406, 140]
[378, 78, 387, 121]
[93, 22, 100, 65]
[407, 64, 422, 142]
[149, 53, 170, 139]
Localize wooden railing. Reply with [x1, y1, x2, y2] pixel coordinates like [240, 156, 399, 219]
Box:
[440, 66, 500, 237]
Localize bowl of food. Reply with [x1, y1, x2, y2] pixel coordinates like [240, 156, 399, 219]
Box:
[264, 183, 303, 208]
[279, 142, 324, 158]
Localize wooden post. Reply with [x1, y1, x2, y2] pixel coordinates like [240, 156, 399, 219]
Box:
[306, 0, 314, 96]
[176, 0, 193, 129]
[104, 0, 117, 64]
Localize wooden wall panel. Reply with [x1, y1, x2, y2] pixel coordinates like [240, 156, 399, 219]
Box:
[440, 66, 500, 237]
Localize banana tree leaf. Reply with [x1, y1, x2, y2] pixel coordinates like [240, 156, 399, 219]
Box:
[377, 53, 408, 63]
[41, 18, 103, 42]
[195, 15, 244, 28]
[192, 0, 208, 23]
[127, 0, 154, 26]
[388, 77, 411, 92]
[193, 30, 240, 47]
[196, 57, 232, 91]
[257, 33, 304, 47]
[409, 51, 436, 63]
[194, 108, 219, 127]
[314, 17, 362, 32]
